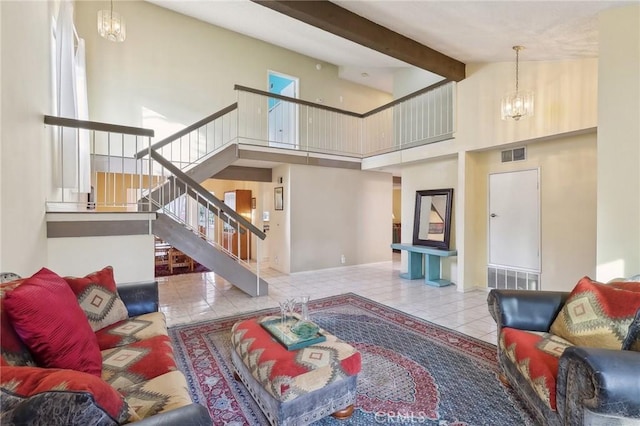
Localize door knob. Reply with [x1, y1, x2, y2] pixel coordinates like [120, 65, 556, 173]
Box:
[490, 213, 498, 218]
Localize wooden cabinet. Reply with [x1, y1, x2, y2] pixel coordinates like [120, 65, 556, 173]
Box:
[222, 189, 252, 260]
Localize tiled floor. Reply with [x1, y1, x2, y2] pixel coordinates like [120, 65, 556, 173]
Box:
[157, 254, 498, 344]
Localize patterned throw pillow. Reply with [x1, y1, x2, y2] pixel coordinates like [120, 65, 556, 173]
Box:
[550, 276, 640, 349]
[0, 278, 35, 367]
[0, 366, 135, 424]
[64, 266, 129, 332]
[3, 268, 102, 377]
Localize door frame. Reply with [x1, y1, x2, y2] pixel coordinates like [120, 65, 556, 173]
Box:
[267, 70, 299, 149]
[487, 167, 541, 273]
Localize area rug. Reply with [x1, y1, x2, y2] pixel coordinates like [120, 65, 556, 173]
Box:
[169, 293, 535, 425]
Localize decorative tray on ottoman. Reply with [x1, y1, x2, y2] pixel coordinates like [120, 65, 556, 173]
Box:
[260, 316, 326, 351]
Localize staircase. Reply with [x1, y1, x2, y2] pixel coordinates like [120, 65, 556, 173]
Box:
[140, 144, 268, 297]
[153, 213, 267, 296]
[44, 81, 456, 297]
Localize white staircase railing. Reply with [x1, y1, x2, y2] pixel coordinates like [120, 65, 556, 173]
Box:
[129, 80, 456, 175]
[43, 115, 265, 287]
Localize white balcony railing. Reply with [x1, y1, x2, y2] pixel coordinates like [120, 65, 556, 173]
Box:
[45, 80, 455, 211]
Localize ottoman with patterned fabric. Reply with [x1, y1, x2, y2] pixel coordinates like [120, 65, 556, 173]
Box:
[231, 316, 361, 426]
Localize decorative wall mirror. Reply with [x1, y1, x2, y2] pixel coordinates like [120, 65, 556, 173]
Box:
[412, 188, 453, 250]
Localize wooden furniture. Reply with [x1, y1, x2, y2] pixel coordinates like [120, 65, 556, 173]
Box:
[390, 243, 457, 287]
[154, 238, 171, 269]
[222, 189, 252, 260]
[168, 248, 194, 274]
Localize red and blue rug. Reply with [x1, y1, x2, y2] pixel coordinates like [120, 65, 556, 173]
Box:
[169, 293, 535, 425]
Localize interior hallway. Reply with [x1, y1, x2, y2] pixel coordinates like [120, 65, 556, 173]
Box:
[158, 253, 497, 344]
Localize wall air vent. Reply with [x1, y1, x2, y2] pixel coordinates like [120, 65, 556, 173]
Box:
[488, 266, 539, 290]
[501, 147, 526, 163]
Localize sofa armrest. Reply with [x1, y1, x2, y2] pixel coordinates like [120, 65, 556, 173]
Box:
[557, 346, 640, 424]
[487, 289, 569, 331]
[131, 403, 212, 425]
[117, 281, 159, 317]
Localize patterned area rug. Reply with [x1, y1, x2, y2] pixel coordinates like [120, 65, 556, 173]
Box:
[169, 293, 535, 425]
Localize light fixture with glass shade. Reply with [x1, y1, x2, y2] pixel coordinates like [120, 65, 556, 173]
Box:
[98, 0, 126, 42]
[501, 46, 534, 121]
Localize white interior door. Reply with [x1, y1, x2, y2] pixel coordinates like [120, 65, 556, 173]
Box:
[489, 169, 540, 271]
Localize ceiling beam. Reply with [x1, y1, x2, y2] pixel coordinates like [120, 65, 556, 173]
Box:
[252, 0, 466, 82]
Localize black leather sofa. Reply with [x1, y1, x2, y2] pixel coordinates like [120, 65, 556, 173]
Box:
[488, 288, 640, 426]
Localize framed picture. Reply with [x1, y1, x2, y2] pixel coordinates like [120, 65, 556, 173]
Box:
[274, 187, 284, 211]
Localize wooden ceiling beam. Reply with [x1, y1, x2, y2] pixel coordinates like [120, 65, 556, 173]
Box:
[252, 0, 466, 82]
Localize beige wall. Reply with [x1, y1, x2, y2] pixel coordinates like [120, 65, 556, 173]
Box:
[400, 156, 458, 284]
[47, 235, 154, 283]
[393, 68, 444, 98]
[596, 5, 640, 280]
[268, 164, 291, 273]
[74, 1, 392, 131]
[457, 59, 597, 151]
[392, 188, 401, 224]
[400, 132, 598, 293]
[386, 56, 600, 291]
[0, 1, 52, 276]
[467, 133, 597, 292]
[289, 165, 392, 273]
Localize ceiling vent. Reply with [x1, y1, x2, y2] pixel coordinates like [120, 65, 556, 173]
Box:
[501, 147, 526, 163]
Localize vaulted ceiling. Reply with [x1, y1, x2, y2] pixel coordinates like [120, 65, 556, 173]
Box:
[147, 0, 633, 92]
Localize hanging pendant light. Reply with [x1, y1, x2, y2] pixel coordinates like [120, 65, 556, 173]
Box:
[98, 0, 126, 42]
[501, 46, 534, 121]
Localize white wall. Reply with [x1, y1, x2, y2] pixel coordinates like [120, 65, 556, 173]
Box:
[74, 1, 392, 130]
[47, 235, 154, 283]
[596, 4, 640, 280]
[0, 1, 52, 276]
[289, 165, 392, 273]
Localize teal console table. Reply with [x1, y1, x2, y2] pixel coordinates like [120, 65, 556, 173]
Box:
[391, 244, 457, 287]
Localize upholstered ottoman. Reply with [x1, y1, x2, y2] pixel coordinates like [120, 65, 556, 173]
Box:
[231, 316, 361, 426]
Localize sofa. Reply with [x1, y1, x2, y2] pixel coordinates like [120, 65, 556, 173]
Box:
[0, 266, 212, 425]
[488, 276, 640, 426]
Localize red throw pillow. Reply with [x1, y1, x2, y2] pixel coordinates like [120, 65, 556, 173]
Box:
[0, 366, 135, 424]
[550, 276, 640, 349]
[0, 278, 35, 367]
[64, 266, 129, 332]
[3, 268, 102, 377]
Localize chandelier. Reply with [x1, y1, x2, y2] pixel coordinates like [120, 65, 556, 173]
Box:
[501, 46, 534, 121]
[97, 0, 126, 42]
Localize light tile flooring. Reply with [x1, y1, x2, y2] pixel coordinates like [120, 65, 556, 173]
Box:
[157, 253, 498, 345]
